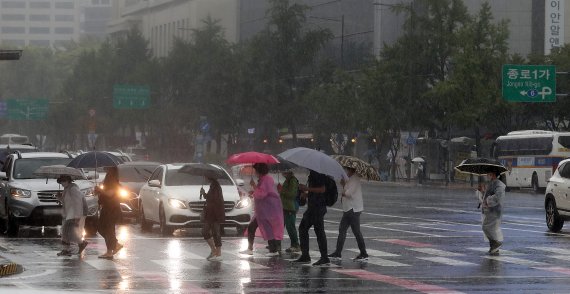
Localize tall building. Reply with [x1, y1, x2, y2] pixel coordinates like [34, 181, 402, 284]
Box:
[80, 0, 113, 40]
[107, 0, 239, 58]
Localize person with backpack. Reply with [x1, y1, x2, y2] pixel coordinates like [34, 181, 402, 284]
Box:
[294, 170, 330, 266]
[328, 167, 369, 262]
[280, 170, 300, 253]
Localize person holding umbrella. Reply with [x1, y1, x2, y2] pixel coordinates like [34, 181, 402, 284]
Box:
[240, 163, 284, 256]
[199, 176, 225, 261]
[95, 166, 124, 259]
[478, 168, 506, 255]
[328, 167, 369, 262]
[56, 175, 89, 256]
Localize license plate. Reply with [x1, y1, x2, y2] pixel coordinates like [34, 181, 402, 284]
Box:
[44, 208, 61, 215]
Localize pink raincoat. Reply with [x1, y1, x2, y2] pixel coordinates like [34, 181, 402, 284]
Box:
[252, 175, 284, 241]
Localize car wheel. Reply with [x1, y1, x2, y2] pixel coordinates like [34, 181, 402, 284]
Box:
[140, 203, 153, 232]
[236, 225, 246, 236]
[546, 199, 564, 232]
[159, 205, 174, 236]
[532, 174, 540, 193]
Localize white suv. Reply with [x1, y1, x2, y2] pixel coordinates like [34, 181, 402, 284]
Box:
[139, 163, 253, 236]
[0, 152, 98, 236]
[545, 158, 570, 232]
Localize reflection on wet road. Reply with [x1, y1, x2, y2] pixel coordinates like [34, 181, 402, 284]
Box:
[1, 184, 570, 293]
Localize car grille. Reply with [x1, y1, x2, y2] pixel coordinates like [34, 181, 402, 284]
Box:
[188, 201, 235, 212]
[38, 190, 62, 203]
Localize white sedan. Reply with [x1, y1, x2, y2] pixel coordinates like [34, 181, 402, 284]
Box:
[545, 158, 570, 232]
[138, 163, 253, 236]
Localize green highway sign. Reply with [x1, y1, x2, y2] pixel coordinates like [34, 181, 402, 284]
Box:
[7, 98, 49, 120]
[113, 84, 150, 109]
[502, 64, 556, 102]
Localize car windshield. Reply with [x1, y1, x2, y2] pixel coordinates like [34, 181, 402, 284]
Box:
[119, 165, 158, 182]
[13, 158, 73, 179]
[165, 169, 233, 186]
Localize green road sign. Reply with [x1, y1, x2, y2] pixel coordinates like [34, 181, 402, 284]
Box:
[502, 64, 556, 102]
[7, 98, 49, 120]
[113, 84, 150, 109]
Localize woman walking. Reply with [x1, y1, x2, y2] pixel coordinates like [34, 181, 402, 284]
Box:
[199, 176, 225, 261]
[56, 175, 88, 256]
[240, 163, 284, 255]
[96, 166, 123, 259]
[479, 169, 506, 255]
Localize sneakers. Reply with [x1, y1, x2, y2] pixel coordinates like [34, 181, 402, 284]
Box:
[78, 241, 88, 255]
[328, 252, 342, 260]
[266, 251, 280, 256]
[209, 255, 223, 261]
[239, 249, 253, 255]
[489, 241, 502, 254]
[206, 252, 215, 260]
[352, 253, 369, 262]
[57, 249, 73, 257]
[285, 246, 301, 253]
[293, 255, 311, 263]
[312, 258, 331, 267]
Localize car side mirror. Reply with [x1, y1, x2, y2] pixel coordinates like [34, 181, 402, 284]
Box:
[235, 179, 244, 186]
[148, 179, 161, 187]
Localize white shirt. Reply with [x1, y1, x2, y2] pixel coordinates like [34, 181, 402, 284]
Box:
[342, 174, 363, 212]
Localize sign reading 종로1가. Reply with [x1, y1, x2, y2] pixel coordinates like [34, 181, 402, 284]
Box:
[502, 65, 556, 102]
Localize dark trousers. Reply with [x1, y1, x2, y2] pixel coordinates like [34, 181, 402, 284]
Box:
[202, 222, 222, 247]
[248, 218, 281, 252]
[284, 210, 299, 247]
[335, 209, 367, 255]
[98, 208, 119, 251]
[299, 209, 327, 259]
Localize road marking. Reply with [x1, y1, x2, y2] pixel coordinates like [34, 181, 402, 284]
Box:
[348, 248, 398, 257]
[151, 259, 200, 270]
[467, 247, 522, 256]
[535, 266, 570, 276]
[529, 247, 570, 255]
[0, 269, 57, 280]
[409, 248, 464, 257]
[221, 259, 268, 269]
[547, 255, 570, 262]
[85, 259, 127, 270]
[366, 257, 410, 267]
[334, 269, 464, 294]
[485, 256, 548, 267]
[418, 257, 476, 266]
[380, 239, 433, 247]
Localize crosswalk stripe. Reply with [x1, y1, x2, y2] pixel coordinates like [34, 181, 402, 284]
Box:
[484, 256, 548, 267]
[366, 257, 410, 267]
[548, 255, 570, 262]
[85, 259, 127, 270]
[409, 248, 464, 257]
[467, 247, 522, 255]
[151, 259, 200, 270]
[348, 248, 398, 257]
[418, 257, 476, 266]
[529, 247, 570, 255]
[221, 260, 268, 269]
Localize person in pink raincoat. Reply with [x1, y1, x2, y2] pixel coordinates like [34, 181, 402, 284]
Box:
[239, 163, 284, 255]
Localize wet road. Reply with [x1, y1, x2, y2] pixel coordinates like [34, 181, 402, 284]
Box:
[1, 182, 570, 293]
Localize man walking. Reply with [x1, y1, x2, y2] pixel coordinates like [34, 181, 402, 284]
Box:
[294, 170, 330, 266]
[280, 170, 300, 253]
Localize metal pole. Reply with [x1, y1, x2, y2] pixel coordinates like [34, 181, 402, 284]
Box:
[341, 14, 345, 67]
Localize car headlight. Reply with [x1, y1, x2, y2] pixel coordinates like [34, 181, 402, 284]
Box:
[118, 187, 131, 199]
[168, 198, 187, 209]
[235, 197, 251, 209]
[10, 188, 32, 198]
[81, 188, 95, 197]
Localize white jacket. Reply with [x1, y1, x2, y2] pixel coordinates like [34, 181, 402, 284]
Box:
[62, 183, 85, 220]
[342, 175, 364, 213]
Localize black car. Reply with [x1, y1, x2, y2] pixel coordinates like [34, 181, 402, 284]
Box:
[116, 161, 161, 221]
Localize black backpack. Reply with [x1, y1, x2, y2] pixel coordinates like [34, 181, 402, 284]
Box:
[324, 176, 338, 207]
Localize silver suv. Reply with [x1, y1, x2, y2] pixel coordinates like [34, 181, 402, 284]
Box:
[0, 152, 98, 236]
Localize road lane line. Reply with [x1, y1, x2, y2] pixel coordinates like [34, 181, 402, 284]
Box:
[151, 259, 200, 270]
[485, 256, 548, 267]
[467, 247, 522, 256]
[380, 239, 433, 247]
[333, 269, 464, 294]
[535, 267, 570, 276]
[409, 248, 464, 257]
[418, 257, 476, 266]
[85, 259, 127, 270]
[529, 247, 570, 255]
[366, 258, 410, 267]
[0, 269, 57, 280]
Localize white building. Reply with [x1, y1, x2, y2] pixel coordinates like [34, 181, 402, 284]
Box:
[107, 0, 239, 58]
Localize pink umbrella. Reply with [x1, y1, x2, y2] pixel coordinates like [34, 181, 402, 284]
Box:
[227, 151, 280, 165]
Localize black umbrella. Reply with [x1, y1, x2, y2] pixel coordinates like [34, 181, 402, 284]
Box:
[269, 156, 298, 173]
[179, 163, 227, 179]
[454, 158, 508, 176]
[67, 151, 124, 169]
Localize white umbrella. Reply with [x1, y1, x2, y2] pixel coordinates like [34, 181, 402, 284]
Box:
[278, 147, 348, 180]
[34, 165, 86, 180]
[411, 157, 425, 163]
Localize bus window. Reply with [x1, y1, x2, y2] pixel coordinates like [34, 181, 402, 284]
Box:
[558, 136, 570, 149]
